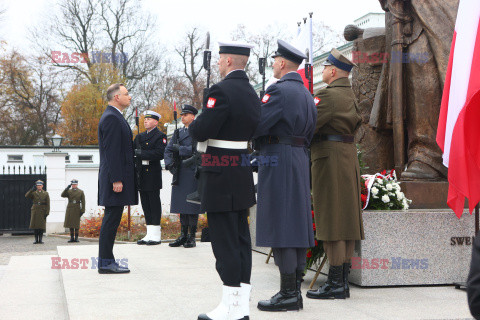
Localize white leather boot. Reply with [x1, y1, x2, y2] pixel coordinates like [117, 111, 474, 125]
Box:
[240, 283, 251, 319]
[147, 225, 161, 245]
[198, 285, 243, 320]
[137, 225, 152, 245]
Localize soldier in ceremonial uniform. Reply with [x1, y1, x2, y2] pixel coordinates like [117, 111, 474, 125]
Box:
[165, 104, 202, 248]
[307, 48, 364, 300]
[134, 110, 167, 245]
[189, 41, 260, 320]
[25, 180, 50, 244]
[253, 40, 316, 312]
[61, 179, 85, 243]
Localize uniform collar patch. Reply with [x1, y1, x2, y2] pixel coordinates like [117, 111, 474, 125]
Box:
[314, 97, 321, 106]
[163, 138, 167, 144]
[207, 97, 216, 108]
[262, 94, 270, 103]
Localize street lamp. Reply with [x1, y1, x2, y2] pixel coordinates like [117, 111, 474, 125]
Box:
[51, 134, 63, 152]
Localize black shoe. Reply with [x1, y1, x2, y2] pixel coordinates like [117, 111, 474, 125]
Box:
[38, 233, 44, 244]
[68, 236, 75, 243]
[197, 314, 244, 320]
[98, 262, 130, 274]
[343, 262, 351, 298]
[146, 240, 161, 245]
[306, 265, 346, 299]
[137, 239, 148, 245]
[169, 226, 188, 247]
[257, 273, 300, 312]
[296, 269, 304, 309]
[184, 226, 196, 248]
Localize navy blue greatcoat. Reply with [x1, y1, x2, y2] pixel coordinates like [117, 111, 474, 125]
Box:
[189, 70, 261, 213]
[164, 127, 201, 215]
[97, 105, 138, 207]
[253, 72, 316, 248]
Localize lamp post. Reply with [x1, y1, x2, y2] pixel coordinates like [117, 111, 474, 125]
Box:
[51, 134, 63, 152]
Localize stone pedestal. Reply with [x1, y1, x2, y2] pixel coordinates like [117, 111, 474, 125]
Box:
[44, 152, 68, 234]
[350, 209, 474, 286]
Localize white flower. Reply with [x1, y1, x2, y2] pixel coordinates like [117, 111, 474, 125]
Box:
[381, 195, 390, 203]
[386, 184, 393, 191]
[371, 187, 379, 196]
[376, 178, 383, 183]
[396, 191, 404, 200]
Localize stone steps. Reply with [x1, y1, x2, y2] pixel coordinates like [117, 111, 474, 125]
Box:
[0, 255, 69, 320]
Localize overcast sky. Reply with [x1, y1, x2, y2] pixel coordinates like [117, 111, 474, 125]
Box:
[2, 0, 383, 53]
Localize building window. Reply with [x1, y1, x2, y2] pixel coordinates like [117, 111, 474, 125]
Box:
[7, 155, 23, 163]
[65, 155, 70, 163]
[78, 155, 93, 163]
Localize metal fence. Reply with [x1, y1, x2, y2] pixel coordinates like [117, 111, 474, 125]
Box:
[0, 165, 46, 232]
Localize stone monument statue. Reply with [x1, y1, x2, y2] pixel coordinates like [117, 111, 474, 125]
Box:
[346, 0, 459, 180]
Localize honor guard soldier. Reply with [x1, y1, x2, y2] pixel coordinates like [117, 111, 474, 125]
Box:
[134, 110, 167, 245]
[25, 180, 50, 244]
[307, 48, 364, 300]
[253, 39, 316, 312]
[61, 179, 85, 243]
[189, 40, 260, 320]
[165, 104, 202, 248]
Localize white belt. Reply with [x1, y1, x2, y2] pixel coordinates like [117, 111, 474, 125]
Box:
[197, 139, 248, 152]
[142, 160, 149, 165]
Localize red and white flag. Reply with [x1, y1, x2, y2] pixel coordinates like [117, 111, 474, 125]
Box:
[294, 15, 313, 94]
[436, 0, 480, 217]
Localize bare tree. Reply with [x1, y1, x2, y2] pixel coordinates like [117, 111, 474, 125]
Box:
[0, 52, 65, 145]
[175, 27, 206, 109]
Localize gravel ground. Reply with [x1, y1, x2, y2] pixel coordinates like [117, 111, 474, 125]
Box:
[0, 234, 98, 265]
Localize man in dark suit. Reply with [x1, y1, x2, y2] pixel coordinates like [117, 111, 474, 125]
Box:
[134, 110, 167, 245]
[253, 40, 316, 312]
[189, 41, 260, 320]
[97, 83, 138, 274]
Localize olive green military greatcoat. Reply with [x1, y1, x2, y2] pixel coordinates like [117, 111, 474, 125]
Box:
[25, 189, 50, 230]
[61, 188, 85, 229]
[311, 77, 364, 241]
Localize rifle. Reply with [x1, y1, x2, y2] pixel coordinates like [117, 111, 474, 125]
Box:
[171, 101, 181, 186]
[185, 32, 212, 204]
[305, 49, 313, 96]
[259, 57, 266, 99]
[134, 107, 142, 191]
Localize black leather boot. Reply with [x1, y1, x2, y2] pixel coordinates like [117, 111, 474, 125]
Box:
[169, 225, 188, 247]
[296, 270, 304, 309]
[33, 230, 39, 244]
[343, 262, 351, 298]
[184, 226, 197, 248]
[306, 265, 345, 299]
[68, 228, 75, 243]
[38, 231, 44, 244]
[257, 273, 300, 311]
[74, 231, 79, 243]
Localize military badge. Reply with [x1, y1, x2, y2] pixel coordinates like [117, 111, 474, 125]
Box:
[262, 94, 270, 103]
[207, 97, 216, 108]
[314, 97, 321, 105]
[163, 138, 167, 144]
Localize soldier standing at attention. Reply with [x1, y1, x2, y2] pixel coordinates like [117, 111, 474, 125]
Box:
[189, 41, 260, 320]
[134, 110, 167, 246]
[253, 39, 317, 312]
[61, 179, 85, 243]
[25, 180, 50, 244]
[307, 48, 364, 300]
[165, 104, 202, 249]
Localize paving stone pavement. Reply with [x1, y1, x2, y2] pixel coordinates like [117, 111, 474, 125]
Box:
[0, 234, 99, 265]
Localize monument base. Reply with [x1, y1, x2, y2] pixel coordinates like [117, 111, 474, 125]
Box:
[400, 181, 467, 209]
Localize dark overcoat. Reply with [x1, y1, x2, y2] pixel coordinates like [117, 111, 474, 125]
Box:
[253, 72, 316, 248]
[311, 77, 364, 241]
[164, 127, 201, 215]
[97, 105, 138, 207]
[189, 70, 261, 213]
[25, 189, 50, 230]
[468, 235, 480, 319]
[61, 187, 85, 229]
[133, 127, 167, 191]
